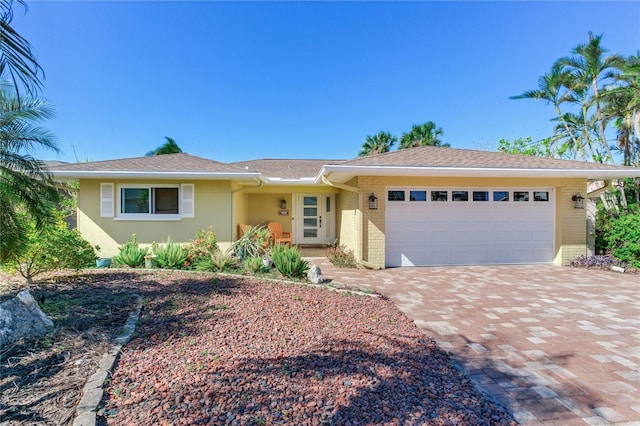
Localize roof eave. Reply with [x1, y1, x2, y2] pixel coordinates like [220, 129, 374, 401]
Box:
[261, 177, 322, 186]
[50, 170, 262, 180]
[317, 165, 640, 183]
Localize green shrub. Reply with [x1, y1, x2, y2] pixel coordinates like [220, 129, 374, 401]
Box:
[245, 256, 267, 274]
[112, 234, 148, 268]
[152, 238, 188, 269]
[270, 244, 308, 279]
[326, 245, 358, 268]
[185, 227, 218, 269]
[196, 250, 239, 272]
[602, 210, 640, 267]
[232, 225, 270, 259]
[2, 211, 98, 283]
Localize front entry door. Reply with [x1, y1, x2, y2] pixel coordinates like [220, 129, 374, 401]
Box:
[295, 194, 335, 245]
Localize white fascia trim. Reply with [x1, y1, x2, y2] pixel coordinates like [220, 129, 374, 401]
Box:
[316, 165, 640, 181]
[261, 177, 320, 186]
[50, 171, 262, 180]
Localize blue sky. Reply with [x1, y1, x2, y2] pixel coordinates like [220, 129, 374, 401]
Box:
[13, 1, 640, 163]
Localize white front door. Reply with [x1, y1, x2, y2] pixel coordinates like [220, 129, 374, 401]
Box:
[294, 194, 335, 245]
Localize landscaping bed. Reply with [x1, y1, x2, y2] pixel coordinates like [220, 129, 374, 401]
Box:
[1, 270, 516, 425]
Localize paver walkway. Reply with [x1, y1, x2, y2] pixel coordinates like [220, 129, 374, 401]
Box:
[307, 258, 640, 425]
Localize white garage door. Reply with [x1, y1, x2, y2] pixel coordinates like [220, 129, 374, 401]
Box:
[385, 188, 555, 267]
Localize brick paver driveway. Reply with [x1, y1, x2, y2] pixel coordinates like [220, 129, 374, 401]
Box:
[312, 260, 640, 425]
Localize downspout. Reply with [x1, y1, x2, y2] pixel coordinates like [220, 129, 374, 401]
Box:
[231, 180, 263, 241]
[322, 176, 381, 269]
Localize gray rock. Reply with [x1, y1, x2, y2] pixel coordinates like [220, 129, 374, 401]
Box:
[307, 264, 323, 284]
[0, 290, 54, 347]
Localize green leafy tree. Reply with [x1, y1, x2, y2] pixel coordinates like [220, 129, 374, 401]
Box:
[399, 122, 448, 149]
[512, 32, 625, 163]
[146, 136, 183, 156]
[497, 137, 560, 158]
[0, 85, 60, 261]
[358, 131, 397, 156]
[2, 210, 98, 283]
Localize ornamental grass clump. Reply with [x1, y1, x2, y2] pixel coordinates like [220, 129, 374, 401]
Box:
[270, 244, 308, 279]
[112, 234, 148, 268]
[196, 250, 239, 272]
[152, 238, 188, 269]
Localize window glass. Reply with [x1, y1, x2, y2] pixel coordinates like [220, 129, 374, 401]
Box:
[121, 188, 150, 213]
[304, 229, 317, 238]
[533, 191, 549, 202]
[514, 191, 529, 202]
[154, 188, 179, 214]
[409, 190, 427, 201]
[493, 191, 509, 202]
[303, 218, 317, 227]
[473, 191, 489, 201]
[452, 191, 469, 201]
[431, 191, 448, 201]
[388, 190, 405, 201]
[303, 196, 317, 206]
[303, 207, 317, 216]
[326, 197, 331, 212]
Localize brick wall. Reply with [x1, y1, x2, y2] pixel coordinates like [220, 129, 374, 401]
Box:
[336, 179, 361, 261]
[358, 176, 386, 268]
[557, 179, 588, 265]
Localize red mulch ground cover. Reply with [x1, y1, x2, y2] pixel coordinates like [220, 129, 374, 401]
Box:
[97, 270, 516, 425]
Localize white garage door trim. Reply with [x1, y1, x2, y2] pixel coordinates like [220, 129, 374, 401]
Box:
[385, 187, 555, 267]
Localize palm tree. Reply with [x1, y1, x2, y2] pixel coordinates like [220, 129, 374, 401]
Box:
[0, 0, 44, 98]
[358, 131, 397, 156]
[399, 122, 448, 149]
[511, 65, 584, 158]
[146, 136, 183, 156]
[555, 32, 625, 163]
[0, 85, 60, 261]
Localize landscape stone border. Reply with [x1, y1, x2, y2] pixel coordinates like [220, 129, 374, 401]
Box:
[73, 294, 142, 426]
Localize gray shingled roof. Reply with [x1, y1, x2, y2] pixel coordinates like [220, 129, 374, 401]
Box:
[231, 159, 345, 180]
[49, 153, 250, 173]
[340, 146, 634, 171]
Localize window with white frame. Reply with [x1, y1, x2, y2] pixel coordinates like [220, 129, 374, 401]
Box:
[100, 183, 194, 219]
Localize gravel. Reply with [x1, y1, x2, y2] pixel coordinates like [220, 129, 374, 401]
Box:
[99, 271, 516, 425]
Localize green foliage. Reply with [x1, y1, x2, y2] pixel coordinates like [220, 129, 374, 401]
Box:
[497, 137, 561, 158]
[231, 225, 270, 259]
[152, 238, 188, 269]
[196, 250, 239, 273]
[326, 245, 358, 268]
[146, 136, 183, 156]
[359, 131, 397, 156]
[270, 245, 309, 279]
[112, 234, 148, 268]
[600, 210, 640, 267]
[399, 122, 448, 149]
[185, 226, 218, 269]
[2, 211, 98, 283]
[244, 256, 267, 274]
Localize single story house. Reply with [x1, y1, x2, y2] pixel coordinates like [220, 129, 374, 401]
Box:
[50, 146, 640, 268]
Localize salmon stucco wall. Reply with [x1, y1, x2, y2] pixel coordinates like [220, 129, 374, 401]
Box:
[78, 179, 233, 258]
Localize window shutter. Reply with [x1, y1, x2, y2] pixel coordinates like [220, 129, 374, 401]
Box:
[100, 183, 114, 217]
[181, 184, 194, 218]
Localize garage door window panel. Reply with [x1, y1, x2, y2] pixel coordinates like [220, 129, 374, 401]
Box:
[534, 191, 549, 202]
[514, 191, 530, 202]
[493, 191, 509, 202]
[431, 191, 448, 201]
[452, 191, 469, 202]
[409, 190, 426, 202]
[473, 191, 489, 202]
[388, 190, 405, 201]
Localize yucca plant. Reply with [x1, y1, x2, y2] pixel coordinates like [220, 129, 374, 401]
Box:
[231, 225, 270, 259]
[196, 249, 239, 272]
[270, 244, 308, 279]
[152, 238, 188, 269]
[112, 234, 148, 268]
